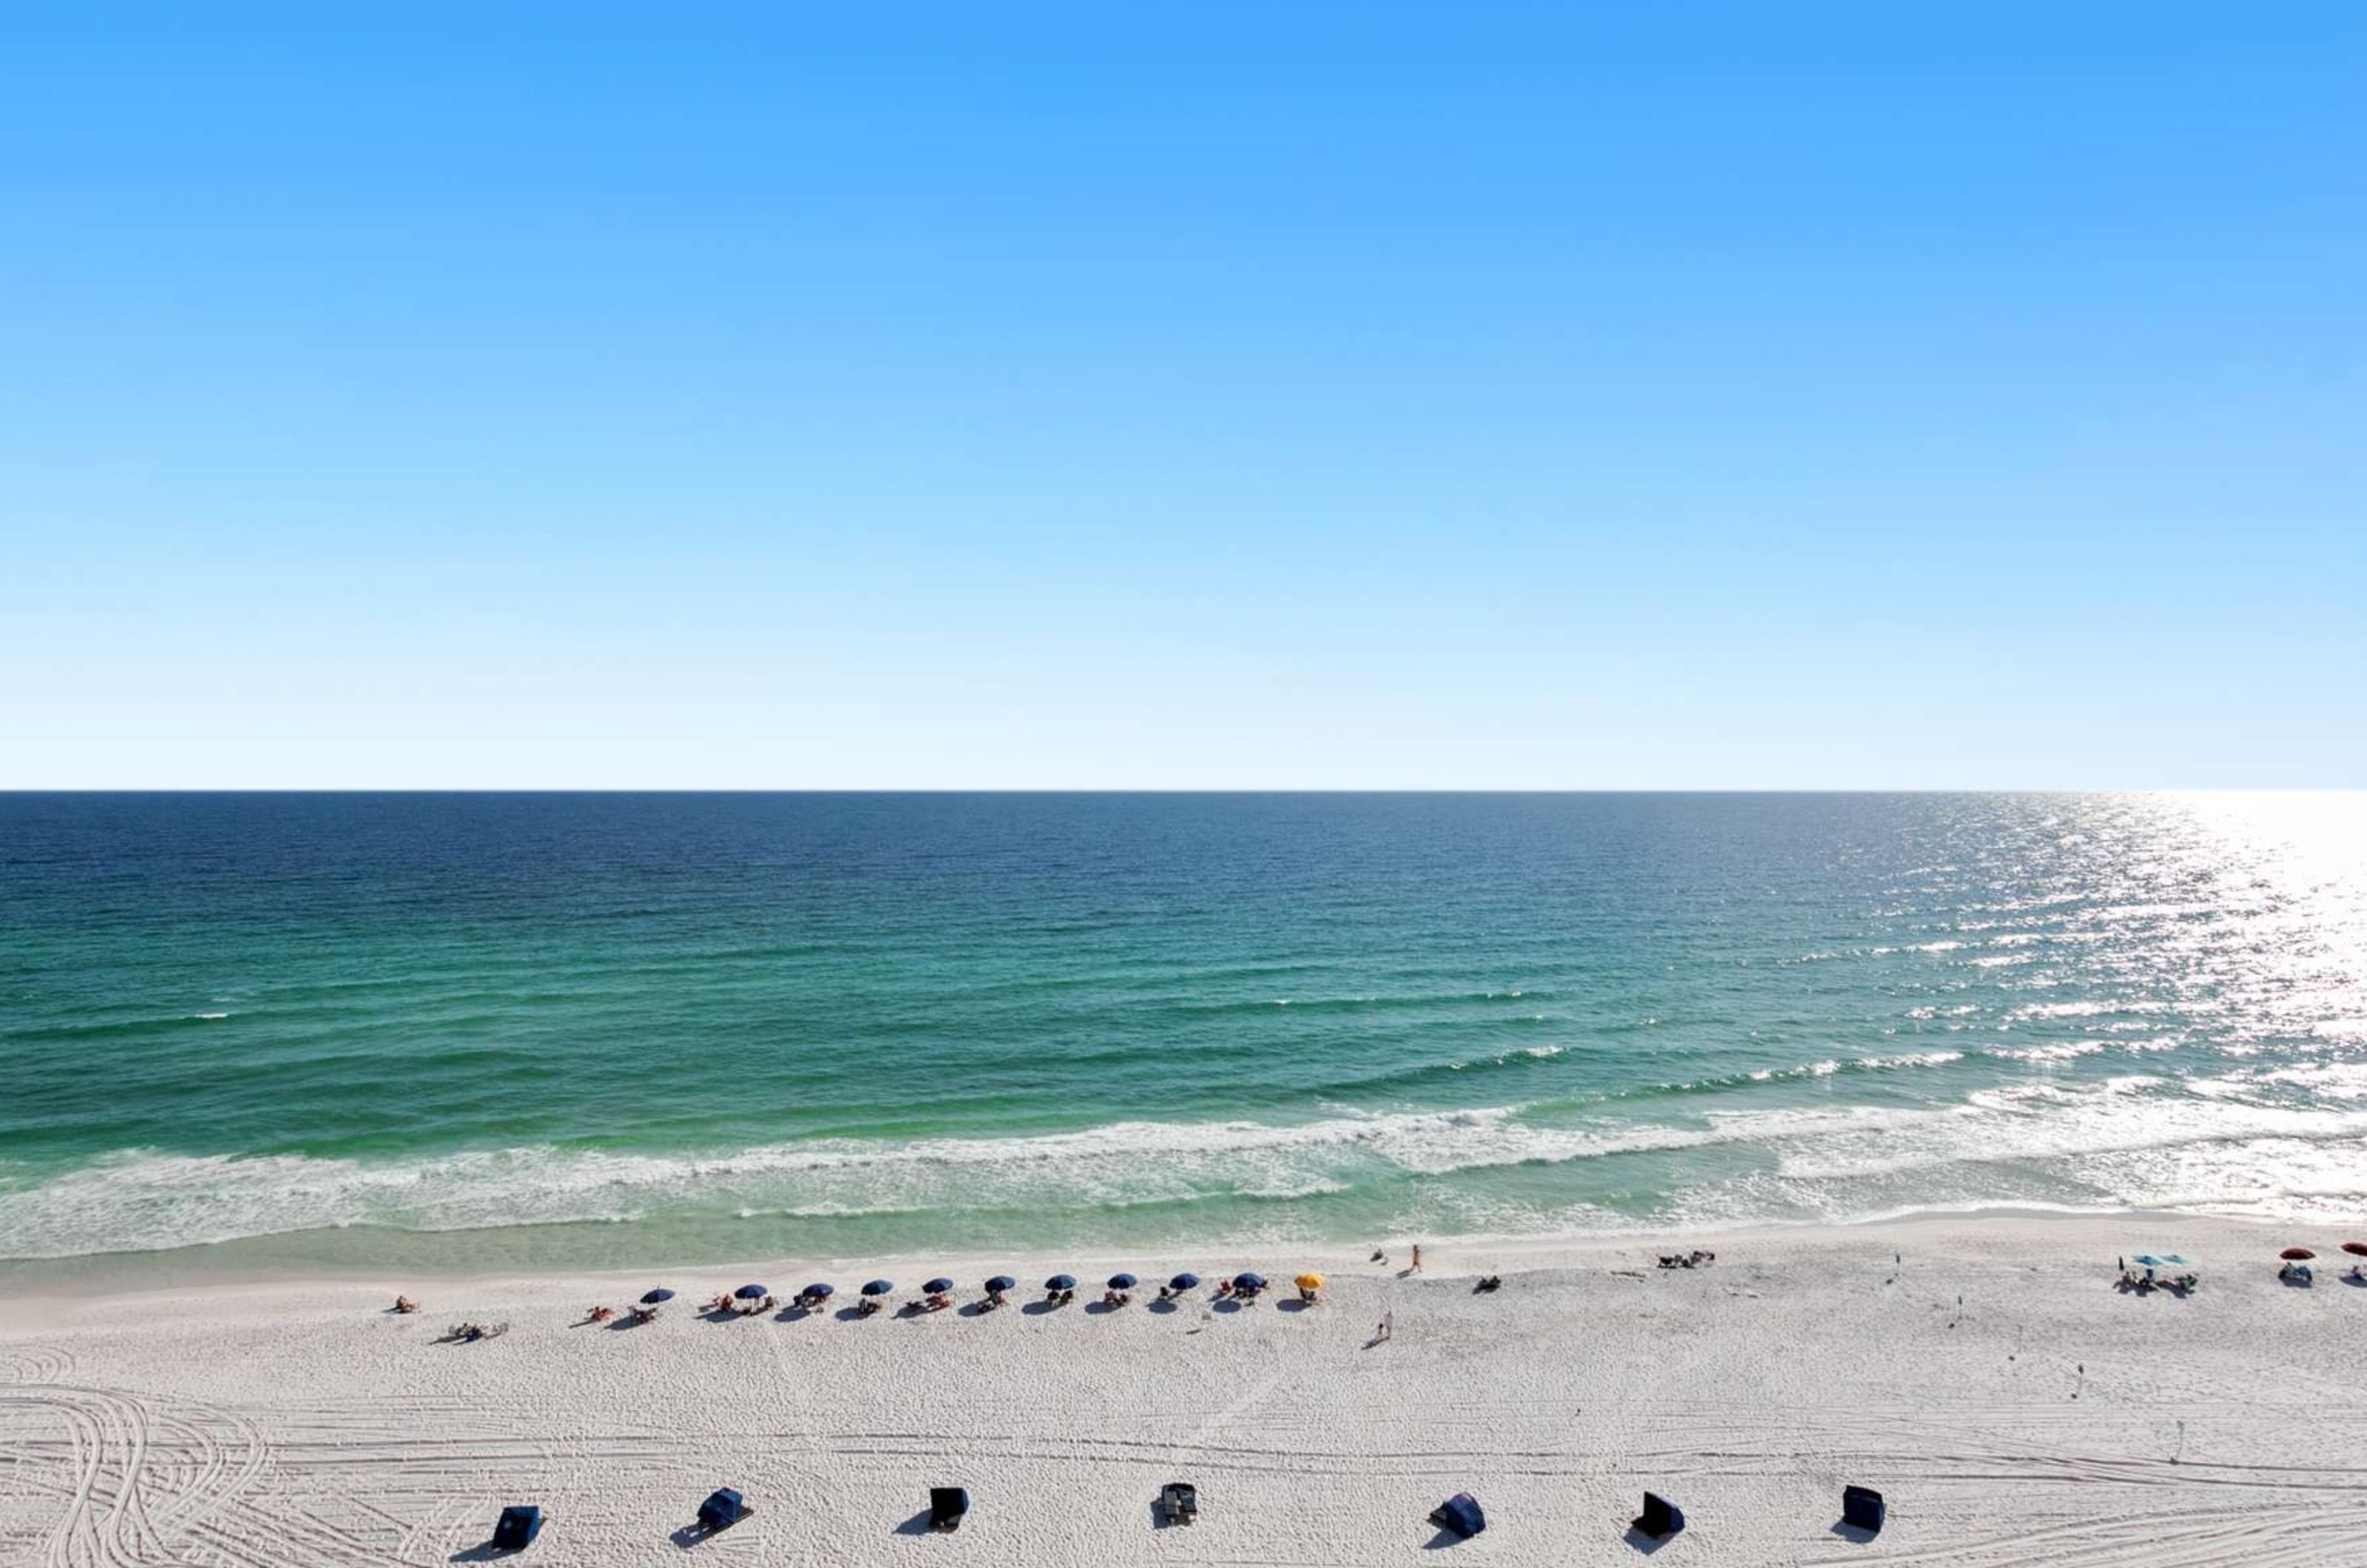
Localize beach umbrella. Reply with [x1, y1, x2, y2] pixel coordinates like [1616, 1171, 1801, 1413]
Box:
[862, 1279, 895, 1297]
[1107, 1273, 1138, 1290]
[1296, 1272, 1325, 1291]
[1168, 1272, 1200, 1291]
[1045, 1274, 1076, 1292]
[803, 1282, 835, 1300]
[2280, 1248, 2316, 1260]
[923, 1277, 956, 1296]
[734, 1284, 768, 1300]
[2132, 1254, 2167, 1268]
[1233, 1271, 1265, 1291]
[985, 1274, 1016, 1293]
[2342, 1243, 2367, 1258]
[640, 1288, 675, 1305]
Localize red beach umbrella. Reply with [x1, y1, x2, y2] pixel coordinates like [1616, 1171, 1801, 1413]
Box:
[2341, 1242, 2367, 1258]
[2279, 1247, 2316, 1260]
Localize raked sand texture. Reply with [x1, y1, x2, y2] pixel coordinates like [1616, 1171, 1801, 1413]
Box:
[4, 1215, 2365, 1567]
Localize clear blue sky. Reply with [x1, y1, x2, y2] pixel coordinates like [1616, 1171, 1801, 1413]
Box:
[3, 4, 2360, 787]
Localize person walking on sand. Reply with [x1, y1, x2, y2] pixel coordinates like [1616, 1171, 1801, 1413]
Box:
[1411, 1244, 1422, 1274]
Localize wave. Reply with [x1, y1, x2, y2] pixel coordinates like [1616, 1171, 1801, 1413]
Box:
[0, 1100, 1934, 1259]
[8, 1068, 2366, 1260]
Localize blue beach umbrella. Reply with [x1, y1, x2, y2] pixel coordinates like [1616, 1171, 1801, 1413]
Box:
[1045, 1274, 1076, 1292]
[804, 1282, 835, 1300]
[1232, 1272, 1265, 1291]
[985, 1275, 1016, 1293]
[1169, 1272, 1201, 1291]
[640, 1288, 675, 1305]
[1107, 1273, 1138, 1290]
[734, 1284, 768, 1300]
[923, 1277, 956, 1296]
[862, 1279, 895, 1297]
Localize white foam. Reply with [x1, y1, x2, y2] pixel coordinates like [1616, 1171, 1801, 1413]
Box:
[11, 1061, 2366, 1258]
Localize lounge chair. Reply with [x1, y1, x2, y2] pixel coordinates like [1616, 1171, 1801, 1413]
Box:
[1156, 1482, 1198, 1525]
[928, 1487, 970, 1532]
[1632, 1491, 1684, 1539]
[491, 1505, 543, 1550]
[1428, 1493, 1485, 1539]
[696, 1489, 748, 1532]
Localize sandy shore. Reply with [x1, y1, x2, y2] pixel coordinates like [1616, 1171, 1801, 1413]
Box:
[4, 1213, 2366, 1566]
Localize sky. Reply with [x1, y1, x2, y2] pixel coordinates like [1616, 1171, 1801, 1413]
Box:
[1, 4, 2361, 788]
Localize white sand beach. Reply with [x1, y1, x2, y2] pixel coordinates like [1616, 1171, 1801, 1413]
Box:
[4, 1213, 2365, 1567]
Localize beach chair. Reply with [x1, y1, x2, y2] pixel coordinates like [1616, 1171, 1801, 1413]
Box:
[696, 1489, 748, 1532]
[928, 1487, 970, 1532]
[1841, 1485, 1885, 1535]
[490, 1505, 542, 1550]
[1632, 1491, 1684, 1539]
[1156, 1482, 1198, 1525]
[1428, 1492, 1486, 1539]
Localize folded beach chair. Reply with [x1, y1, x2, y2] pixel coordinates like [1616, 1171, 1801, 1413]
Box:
[1841, 1485, 1885, 1535]
[928, 1487, 970, 1532]
[1428, 1492, 1485, 1539]
[1156, 1482, 1198, 1525]
[490, 1505, 542, 1550]
[1632, 1491, 1684, 1539]
[696, 1488, 748, 1532]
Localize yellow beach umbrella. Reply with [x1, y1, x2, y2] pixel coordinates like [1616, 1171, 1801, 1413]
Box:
[1295, 1272, 1325, 1291]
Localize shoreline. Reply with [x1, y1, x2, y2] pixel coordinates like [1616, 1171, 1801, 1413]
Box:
[0, 1203, 2303, 1306]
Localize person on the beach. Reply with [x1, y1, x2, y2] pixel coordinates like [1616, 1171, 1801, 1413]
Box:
[394, 1294, 419, 1314]
[1411, 1244, 1422, 1273]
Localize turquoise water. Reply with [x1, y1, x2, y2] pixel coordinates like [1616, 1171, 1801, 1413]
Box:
[2, 793, 2363, 1271]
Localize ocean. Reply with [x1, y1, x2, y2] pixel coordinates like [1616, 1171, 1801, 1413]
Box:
[2, 792, 2363, 1277]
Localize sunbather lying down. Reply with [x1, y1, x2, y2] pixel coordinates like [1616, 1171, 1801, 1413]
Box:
[393, 1295, 419, 1314]
[445, 1321, 509, 1343]
[1657, 1251, 1715, 1270]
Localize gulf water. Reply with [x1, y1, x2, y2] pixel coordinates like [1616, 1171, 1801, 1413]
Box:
[3, 793, 2363, 1274]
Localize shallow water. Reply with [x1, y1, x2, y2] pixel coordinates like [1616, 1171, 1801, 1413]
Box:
[3, 792, 2362, 1271]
